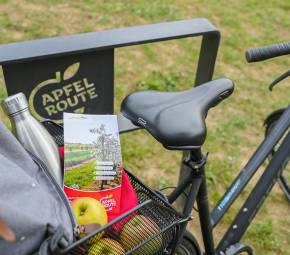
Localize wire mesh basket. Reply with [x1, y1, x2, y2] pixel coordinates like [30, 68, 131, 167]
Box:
[41, 119, 64, 146]
[42, 119, 188, 254]
[61, 170, 188, 255]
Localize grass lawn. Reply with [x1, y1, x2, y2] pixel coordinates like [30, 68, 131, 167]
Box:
[0, 0, 289, 254]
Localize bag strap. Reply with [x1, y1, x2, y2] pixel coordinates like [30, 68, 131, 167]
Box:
[37, 224, 69, 255]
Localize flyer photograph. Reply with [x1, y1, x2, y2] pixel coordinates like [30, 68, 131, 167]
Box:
[63, 113, 123, 214]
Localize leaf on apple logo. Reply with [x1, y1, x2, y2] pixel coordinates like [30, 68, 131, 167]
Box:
[63, 62, 80, 81]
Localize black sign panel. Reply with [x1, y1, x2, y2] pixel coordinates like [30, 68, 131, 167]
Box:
[3, 50, 114, 123]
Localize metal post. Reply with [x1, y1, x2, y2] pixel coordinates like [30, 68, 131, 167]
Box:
[177, 32, 220, 210]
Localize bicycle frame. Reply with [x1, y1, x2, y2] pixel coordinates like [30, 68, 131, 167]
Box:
[167, 104, 290, 254]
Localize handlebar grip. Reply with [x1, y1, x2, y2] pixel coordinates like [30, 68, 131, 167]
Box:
[246, 42, 290, 63]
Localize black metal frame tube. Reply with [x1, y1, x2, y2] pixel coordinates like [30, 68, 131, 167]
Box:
[196, 166, 216, 255]
[170, 177, 202, 254]
[216, 130, 290, 253]
[168, 172, 193, 203]
[182, 149, 216, 255]
[211, 105, 290, 226]
[188, 149, 216, 255]
[167, 149, 216, 255]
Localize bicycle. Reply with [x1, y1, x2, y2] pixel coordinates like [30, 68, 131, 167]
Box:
[263, 58, 290, 201]
[44, 42, 290, 255]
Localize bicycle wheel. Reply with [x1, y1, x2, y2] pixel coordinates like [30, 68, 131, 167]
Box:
[265, 109, 290, 201]
[174, 230, 201, 255]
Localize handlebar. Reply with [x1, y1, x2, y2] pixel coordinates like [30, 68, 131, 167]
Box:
[246, 41, 290, 63]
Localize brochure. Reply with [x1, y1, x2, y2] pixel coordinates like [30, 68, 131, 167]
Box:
[63, 113, 122, 214]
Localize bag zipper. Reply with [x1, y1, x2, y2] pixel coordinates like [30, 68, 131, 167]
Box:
[28, 151, 80, 237]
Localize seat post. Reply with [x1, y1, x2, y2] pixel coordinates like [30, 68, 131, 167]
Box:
[171, 149, 215, 254]
[189, 148, 216, 255]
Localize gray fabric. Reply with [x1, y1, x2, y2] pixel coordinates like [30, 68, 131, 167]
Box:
[0, 122, 74, 255]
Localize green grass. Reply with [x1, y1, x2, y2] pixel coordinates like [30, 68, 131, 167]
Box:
[136, 71, 183, 91]
[247, 219, 279, 252]
[0, 0, 289, 254]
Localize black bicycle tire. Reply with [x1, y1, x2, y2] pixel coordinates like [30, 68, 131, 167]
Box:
[174, 230, 201, 255]
[265, 110, 290, 201]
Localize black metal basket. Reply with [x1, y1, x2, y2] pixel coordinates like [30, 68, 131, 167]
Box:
[61, 170, 187, 255]
[41, 119, 64, 146]
[42, 120, 188, 254]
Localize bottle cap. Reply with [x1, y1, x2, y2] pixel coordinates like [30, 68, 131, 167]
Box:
[1, 93, 29, 116]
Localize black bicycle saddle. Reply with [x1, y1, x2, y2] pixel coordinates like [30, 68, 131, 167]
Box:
[121, 78, 234, 150]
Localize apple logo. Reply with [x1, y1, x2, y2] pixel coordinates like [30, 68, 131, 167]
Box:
[29, 62, 98, 123]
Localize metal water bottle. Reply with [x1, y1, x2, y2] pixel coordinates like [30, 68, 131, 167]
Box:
[1, 92, 63, 186]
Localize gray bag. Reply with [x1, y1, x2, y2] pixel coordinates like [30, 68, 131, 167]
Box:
[0, 122, 75, 255]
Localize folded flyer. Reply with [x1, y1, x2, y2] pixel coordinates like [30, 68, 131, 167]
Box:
[63, 113, 123, 214]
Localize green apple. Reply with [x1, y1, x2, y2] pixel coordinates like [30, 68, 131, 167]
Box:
[120, 215, 163, 255]
[72, 197, 107, 241]
[88, 238, 125, 255]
